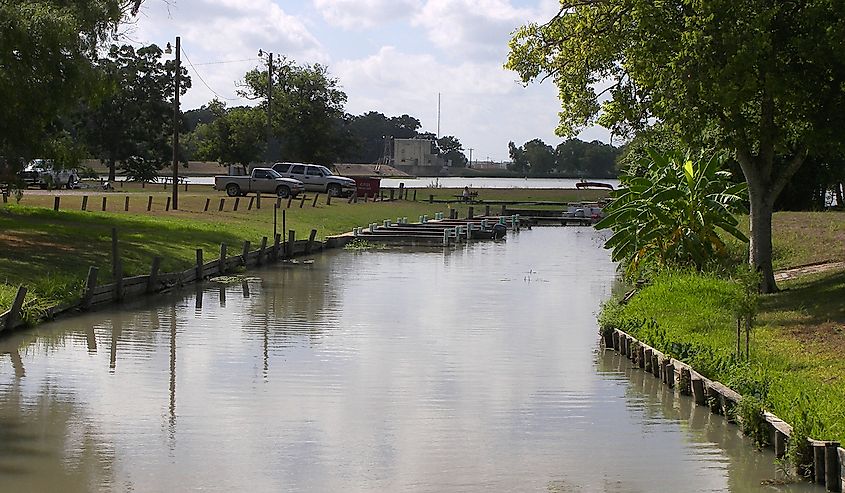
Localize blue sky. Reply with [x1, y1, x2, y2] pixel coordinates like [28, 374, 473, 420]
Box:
[129, 0, 610, 161]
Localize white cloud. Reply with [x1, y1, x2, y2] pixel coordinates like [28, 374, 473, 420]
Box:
[313, 0, 423, 29]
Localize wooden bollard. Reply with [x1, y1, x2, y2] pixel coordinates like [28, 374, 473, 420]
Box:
[147, 256, 162, 293]
[485, 205, 491, 216]
[82, 195, 89, 210]
[637, 344, 646, 368]
[603, 330, 613, 348]
[82, 266, 98, 309]
[691, 378, 706, 405]
[111, 228, 119, 278]
[630, 341, 639, 364]
[258, 236, 268, 265]
[147, 195, 153, 211]
[326, 194, 331, 206]
[256, 193, 261, 209]
[219, 198, 225, 211]
[287, 197, 293, 208]
[429, 194, 434, 203]
[4, 286, 27, 331]
[184, 181, 188, 192]
[706, 385, 722, 414]
[312, 193, 319, 207]
[195, 249, 204, 281]
[247, 196, 255, 210]
[114, 259, 123, 302]
[826, 442, 841, 491]
[612, 331, 620, 351]
[234, 197, 240, 211]
[347, 193, 354, 204]
[53, 196, 60, 211]
[413, 189, 417, 201]
[651, 354, 660, 377]
[664, 360, 675, 387]
[300, 195, 306, 208]
[204, 198, 210, 212]
[273, 233, 281, 261]
[124, 196, 129, 211]
[398, 183, 404, 199]
[390, 189, 395, 200]
[774, 428, 787, 459]
[679, 368, 692, 395]
[500, 204, 507, 215]
[362, 193, 367, 203]
[219, 243, 227, 274]
[467, 206, 474, 219]
[142, 181, 145, 188]
[305, 229, 317, 254]
[165, 196, 171, 211]
[626, 337, 634, 359]
[643, 348, 652, 372]
[287, 230, 295, 258]
[814, 443, 826, 485]
[241, 241, 250, 266]
[102, 196, 108, 211]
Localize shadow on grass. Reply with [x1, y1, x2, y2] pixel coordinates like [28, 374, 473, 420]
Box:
[762, 269, 845, 328]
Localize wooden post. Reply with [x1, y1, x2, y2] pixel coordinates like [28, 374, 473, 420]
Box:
[258, 236, 268, 265]
[398, 182, 404, 200]
[643, 348, 652, 372]
[82, 266, 98, 309]
[82, 195, 88, 210]
[204, 198, 210, 212]
[306, 229, 317, 254]
[273, 233, 281, 261]
[326, 193, 331, 205]
[429, 194, 434, 203]
[184, 181, 188, 192]
[111, 228, 119, 278]
[815, 444, 827, 485]
[142, 181, 145, 188]
[390, 189, 395, 201]
[651, 354, 660, 377]
[353, 192, 358, 203]
[287, 230, 295, 258]
[147, 195, 153, 211]
[102, 196, 107, 211]
[637, 344, 646, 369]
[241, 240, 250, 266]
[312, 193, 319, 207]
[362, 193, 367, 203]
[467, 206, 474, 219]
[299, 195, 306, 208]
[664, 360, 675, 387]
[501, 204, 507, 215]
[147, 256, 162, 293]
[124, 196, 130, 211]
[114, 260, 123, 302]
[612, 331, 620, 351]
[256, 192, 261, 209]
[195, 249, 204, 281]
[52, 196, 60, 211]
[826, 442, 841, 491]
[165, 196, 171, 211]
[413, 189, 417, 201]
[679, 368, 692, 395]
[4, 286, 27, 332]
[219, 243, 227, 275]
[287, 196, 293, 208]
[692, 378, 706, 405]
[247, 196, 255, 210]
[219, 198, 225, 211]
[774, 430, 787, 459]
[234, 197, 240, 211]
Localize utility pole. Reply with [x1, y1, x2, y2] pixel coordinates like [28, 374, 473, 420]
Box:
[267, 52, 273, 164]
[467, 148, 473, 168]
[437, 92, 441, 138]
[171, 36, 180, 210]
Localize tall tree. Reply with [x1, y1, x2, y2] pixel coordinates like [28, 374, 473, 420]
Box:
[0, 0, 142, 166]
[437, 135, 467, 168]
[342, 112, 421, 163]
[507, 1, 845, 292]
[80, 44, 190, 181]
[240, 57, 349, 165]
[189, 100, 266, 167]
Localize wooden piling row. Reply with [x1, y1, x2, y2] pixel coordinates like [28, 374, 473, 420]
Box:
[603, 328, 844, 492]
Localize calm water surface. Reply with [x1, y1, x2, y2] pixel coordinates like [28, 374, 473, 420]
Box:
[0, 228, 812, 492]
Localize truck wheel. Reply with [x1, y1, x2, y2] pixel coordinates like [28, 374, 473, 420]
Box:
[327, 184, 342, 197]
[226, 184, 241, 197]
[276, 185, 291, 198]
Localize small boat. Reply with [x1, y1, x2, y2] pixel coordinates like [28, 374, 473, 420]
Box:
[575, 180, 614, 190]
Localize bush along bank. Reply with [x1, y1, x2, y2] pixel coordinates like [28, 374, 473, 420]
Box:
[599, 270, 845, 489]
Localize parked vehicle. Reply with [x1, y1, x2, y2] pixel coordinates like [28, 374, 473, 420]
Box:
[19, 160, 80, 189]
[214, 167, 304, 198]
[271, 162, 357, 197]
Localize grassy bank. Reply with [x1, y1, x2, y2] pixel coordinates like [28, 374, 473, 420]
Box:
[600, 211, 845, 444]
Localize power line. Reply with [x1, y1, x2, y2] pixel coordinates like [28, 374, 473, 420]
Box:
[192, 58, 259, 66]
[180, 46, 242, 102]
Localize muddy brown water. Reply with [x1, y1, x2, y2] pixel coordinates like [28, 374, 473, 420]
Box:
[0, 228, 815, 492]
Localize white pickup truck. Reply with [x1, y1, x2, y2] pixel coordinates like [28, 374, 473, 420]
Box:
[214, 167, 304, 198]
[271, 162, 357, 197]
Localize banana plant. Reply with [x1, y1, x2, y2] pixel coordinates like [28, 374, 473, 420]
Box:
[596, 148, 748, 276]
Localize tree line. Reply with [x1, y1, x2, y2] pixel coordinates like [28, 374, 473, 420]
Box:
[507, 138, 620, 178]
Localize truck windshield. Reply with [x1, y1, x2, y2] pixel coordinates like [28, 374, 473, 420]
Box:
[317, 166, 333, 176]
[267, 169, 283, 178]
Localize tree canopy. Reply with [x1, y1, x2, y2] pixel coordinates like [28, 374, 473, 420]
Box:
[508, 138, 620, 177]
[507, 0, 845, 292]
[189, 100, 266, 167]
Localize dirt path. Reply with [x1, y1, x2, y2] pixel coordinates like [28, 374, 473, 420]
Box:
[774, 261, 845, 281]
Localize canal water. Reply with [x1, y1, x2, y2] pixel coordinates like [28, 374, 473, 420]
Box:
[0, 228, 813, 492]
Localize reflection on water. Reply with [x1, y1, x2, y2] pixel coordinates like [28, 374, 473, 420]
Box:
[0, 228, 814, 491]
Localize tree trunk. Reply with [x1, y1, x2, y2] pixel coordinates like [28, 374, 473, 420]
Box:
[836, 183, 844, 207]
[108, 158, 116, 182]
[747, 183, 778, 293]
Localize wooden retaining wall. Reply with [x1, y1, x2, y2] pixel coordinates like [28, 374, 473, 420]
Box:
[604, 328, 843, 491]
[0, 234, 322, 334]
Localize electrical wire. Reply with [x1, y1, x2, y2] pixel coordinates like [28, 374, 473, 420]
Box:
[180, 47, 245, 102]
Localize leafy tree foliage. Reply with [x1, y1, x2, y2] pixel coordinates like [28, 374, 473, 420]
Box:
[80, 44, 190, 180]
[596, 149, 748, 277]
[189, 100, 266, 166]
[437, 136, 467, 168]
[509, 138, 619, 176]
[0, 0, 141, 165]
[507, 0, 845, 292]
[240, 57, 349, 165]
[341, 112, 421, 163]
